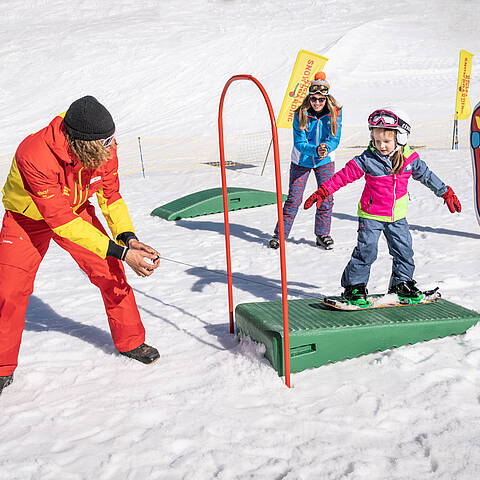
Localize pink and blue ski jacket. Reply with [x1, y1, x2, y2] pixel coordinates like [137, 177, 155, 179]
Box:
[291, 107, 342, 168]
[321, 144, 448, 223]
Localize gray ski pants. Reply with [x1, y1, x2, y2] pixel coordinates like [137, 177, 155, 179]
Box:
[341, 217, 415, 288]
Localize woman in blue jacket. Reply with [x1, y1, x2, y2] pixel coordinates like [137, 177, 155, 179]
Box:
[269, 72, 342, 250]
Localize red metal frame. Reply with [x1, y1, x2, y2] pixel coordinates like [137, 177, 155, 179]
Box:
[217, 74, 291, 388]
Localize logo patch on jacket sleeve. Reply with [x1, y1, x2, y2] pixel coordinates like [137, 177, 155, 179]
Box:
[90, 176, 101, 184]
[37, 189, 54, 199]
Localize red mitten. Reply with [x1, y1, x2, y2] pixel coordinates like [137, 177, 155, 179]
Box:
[442, 186, 461, 213]
[304, 185, 330, 210]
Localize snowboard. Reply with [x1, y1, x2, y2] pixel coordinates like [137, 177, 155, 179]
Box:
[320, 288, 441, 311]
[470, 100, 480, 226]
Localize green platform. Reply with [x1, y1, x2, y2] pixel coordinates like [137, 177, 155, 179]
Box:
[151, 187, 287, 221]
[235, 297, 480, 375]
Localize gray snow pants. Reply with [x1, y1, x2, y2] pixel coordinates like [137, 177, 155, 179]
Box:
[341, 217, 415, 288]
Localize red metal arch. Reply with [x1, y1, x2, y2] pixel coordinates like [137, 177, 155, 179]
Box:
[217, 74, 291, 387]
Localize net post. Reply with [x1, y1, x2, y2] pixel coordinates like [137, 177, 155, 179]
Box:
[138, 137, 146, 178]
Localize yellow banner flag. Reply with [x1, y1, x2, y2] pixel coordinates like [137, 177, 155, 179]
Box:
[455, 49, 474, 120]
[277, 50, 328, 129]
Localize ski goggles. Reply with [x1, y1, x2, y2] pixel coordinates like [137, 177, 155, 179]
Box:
[101, 132, 115, 147]
[308, 84, 329, 96]
[368, 110, 411, 134]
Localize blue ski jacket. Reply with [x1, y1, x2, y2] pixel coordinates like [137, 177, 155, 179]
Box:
[291, 107, 342, 168]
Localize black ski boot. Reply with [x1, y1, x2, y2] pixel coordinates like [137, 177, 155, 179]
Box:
[341, 284, 371, 307]
[0, 374, 13, 395]
[389, 280, 424, 304]
[316, 234, 334, 250]
[120, 343, 160, 364]
[268, 236, 280, 249]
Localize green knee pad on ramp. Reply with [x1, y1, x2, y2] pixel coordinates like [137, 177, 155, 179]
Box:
[151, 187, 287, 221]
[235, 297, 479, 375]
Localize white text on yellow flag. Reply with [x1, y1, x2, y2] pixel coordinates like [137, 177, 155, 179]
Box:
[277, 50, 328, 129]
[455, 49, 474, 120]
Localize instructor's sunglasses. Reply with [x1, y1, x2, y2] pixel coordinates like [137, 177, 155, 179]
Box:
[308, 84, 329, 95]
[101, 132, 115, 147]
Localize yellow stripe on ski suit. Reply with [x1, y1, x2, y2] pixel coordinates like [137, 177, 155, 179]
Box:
[96, 191, 135, 245]
[52, 216, 110, 258]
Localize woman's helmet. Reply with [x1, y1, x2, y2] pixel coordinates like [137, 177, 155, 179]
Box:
[368, 107, 411, 146]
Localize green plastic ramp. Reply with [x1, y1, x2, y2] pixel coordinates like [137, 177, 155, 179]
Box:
[235, 297, 479, 376]
[151, 187, 287, 221]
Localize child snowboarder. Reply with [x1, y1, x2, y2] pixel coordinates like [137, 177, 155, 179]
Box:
[304, 107, 461, 307]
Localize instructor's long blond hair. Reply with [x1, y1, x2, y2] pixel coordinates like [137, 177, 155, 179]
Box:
[66, 133, 113, 169]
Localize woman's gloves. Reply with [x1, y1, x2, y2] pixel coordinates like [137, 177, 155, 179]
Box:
[304, 185, 330, 210]
[442, 186, 461, 213]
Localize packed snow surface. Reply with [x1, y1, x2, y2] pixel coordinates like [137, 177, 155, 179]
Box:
[1, 1, 480, 479]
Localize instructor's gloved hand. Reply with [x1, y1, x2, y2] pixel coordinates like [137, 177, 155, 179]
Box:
[442, 186, 462, 213]
[304, 185, 330, 210]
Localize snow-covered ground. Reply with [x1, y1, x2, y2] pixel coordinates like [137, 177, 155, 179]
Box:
[1, 1, 480, 479]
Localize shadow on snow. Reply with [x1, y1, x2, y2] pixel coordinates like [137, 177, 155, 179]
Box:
[24, 295, 115, 353]
[175, 212, 480, 241]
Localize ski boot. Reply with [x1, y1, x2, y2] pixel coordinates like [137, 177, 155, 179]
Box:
[341, 284, 371, 308]
[268, 236, 280, 250]
[119, 343, 160, 364]
[388, 280, 424, 304]
[316, 234, 334, 250]
[0, 374, 13, 395]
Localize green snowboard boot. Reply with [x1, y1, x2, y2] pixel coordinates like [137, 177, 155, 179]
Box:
[341, 284, 372, 308]
[389, 280, 425, 304]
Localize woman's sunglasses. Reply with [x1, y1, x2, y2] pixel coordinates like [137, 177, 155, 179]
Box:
[310, 96, 327, 104]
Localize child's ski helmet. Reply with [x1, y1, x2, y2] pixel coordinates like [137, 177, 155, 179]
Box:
[368, 107, 411, 146]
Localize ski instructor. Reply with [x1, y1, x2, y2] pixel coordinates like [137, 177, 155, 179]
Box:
[0, 96, 161, 396]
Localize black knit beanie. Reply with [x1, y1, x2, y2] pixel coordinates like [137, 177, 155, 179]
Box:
[63, 96, 115, 141]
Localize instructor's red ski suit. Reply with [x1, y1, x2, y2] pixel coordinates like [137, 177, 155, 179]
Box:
[0, 115, 145, 376]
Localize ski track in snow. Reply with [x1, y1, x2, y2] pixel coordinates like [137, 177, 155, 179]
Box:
[1, 1, 480, 479]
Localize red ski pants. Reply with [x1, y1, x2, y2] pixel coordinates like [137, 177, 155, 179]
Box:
[0, 205, 145, 376]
